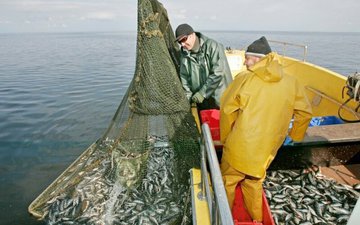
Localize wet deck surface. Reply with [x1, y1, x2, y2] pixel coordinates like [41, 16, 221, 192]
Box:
[320, 164, 360, 186]
[303, 123, 360, 144]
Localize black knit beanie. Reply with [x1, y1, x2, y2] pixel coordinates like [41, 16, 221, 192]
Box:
[245, 36, 272, 57]
[175, 24, 194, 41]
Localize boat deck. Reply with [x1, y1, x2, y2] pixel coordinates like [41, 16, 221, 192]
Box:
[303, 123, 360, 144]
[320, 164, 360, 186]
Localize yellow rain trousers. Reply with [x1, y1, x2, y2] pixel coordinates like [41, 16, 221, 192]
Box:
[221, 160, 265, 222]
[220, 52, 312, 220]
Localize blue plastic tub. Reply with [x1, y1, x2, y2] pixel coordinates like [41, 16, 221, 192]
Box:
[288, 116, 344, 129]
[309, 116, 344, 127]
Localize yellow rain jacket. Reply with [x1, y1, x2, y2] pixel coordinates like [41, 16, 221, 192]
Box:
[220, 52, 312, 178]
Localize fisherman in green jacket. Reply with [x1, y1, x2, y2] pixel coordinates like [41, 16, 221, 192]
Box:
[175, 24, 233, 110]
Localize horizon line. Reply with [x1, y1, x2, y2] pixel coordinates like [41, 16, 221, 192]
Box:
[1, 29, 360, 35]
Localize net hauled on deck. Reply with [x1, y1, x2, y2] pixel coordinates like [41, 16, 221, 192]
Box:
[28, 0, 200, 224]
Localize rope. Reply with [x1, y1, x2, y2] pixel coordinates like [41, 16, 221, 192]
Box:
[338, 98, 360, 123]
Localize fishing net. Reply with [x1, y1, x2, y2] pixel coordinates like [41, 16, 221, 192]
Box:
[28, 0, 200, 224]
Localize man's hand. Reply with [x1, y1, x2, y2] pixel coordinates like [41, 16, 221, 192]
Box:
[191, 92, 205, 103]
[283, 136, 293, 146]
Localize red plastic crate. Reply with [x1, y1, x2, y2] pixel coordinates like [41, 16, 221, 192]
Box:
[199, 109, 220, 142]
[232, 184, 275, 225]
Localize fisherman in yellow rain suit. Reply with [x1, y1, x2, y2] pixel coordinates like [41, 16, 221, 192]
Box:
[220, 36, 313, 222]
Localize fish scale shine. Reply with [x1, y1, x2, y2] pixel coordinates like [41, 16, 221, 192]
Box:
[43, 135, 191, 225]
[264, 167, 359, 225]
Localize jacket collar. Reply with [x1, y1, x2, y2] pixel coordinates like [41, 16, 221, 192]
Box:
[248, 52, 283, 82]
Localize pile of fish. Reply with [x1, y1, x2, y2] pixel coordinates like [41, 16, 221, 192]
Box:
[263, 166, 359, 225]
[43, 136, 190, 225]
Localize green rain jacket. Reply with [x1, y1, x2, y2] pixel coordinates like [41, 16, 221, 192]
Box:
[220, 52, 313, 178]
[179, 32, 233, 106]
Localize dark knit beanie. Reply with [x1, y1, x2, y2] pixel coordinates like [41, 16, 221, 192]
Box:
[245, 36, 272, 57]
[175, 24, 194, 41]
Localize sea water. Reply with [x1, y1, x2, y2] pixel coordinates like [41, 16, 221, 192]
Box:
[0, 31, 359, 225]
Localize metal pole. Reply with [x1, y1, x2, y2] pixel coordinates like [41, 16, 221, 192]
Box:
[199, 141, 213, 218]
[202, 123, 234, 225]
[268, 40, 308, 61]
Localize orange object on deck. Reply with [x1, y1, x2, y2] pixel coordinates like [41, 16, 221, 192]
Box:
[232, 185, 275, 225]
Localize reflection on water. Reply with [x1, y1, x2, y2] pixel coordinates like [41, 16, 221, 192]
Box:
[0, 32, 135, 225]
[0, 31, 359, 224]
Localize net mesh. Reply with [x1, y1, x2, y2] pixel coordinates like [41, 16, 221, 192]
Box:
[28, 0, 200, 224]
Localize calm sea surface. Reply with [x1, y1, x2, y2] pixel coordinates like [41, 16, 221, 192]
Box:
[0, 31, 359, 225]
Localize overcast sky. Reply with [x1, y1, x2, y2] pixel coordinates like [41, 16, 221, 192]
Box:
[0, 0, 359, 33]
